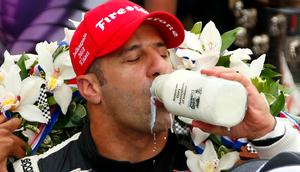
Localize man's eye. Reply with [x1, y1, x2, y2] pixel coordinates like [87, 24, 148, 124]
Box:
[127, 57, 140, 62]
[161, 51, 170, 58]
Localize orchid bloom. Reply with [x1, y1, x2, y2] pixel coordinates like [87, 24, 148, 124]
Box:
[172, 21, 222, 71]
[0, 65, 47, 123]
[0, 51, 16, 85]
[185, 140, 240, 172]
[4, 50, 38, 70]
[63, 14, 84, 44]
[227, 48, 266, 79]
[63, 28, 75, 45]
[36, 41, 76, 114]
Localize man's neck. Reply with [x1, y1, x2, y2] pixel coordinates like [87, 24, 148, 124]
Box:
[89, 115, 169, 163]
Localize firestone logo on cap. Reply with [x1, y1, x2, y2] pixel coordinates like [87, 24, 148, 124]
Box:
[146, 17, 179, 38]
[95, 5, 148, 31]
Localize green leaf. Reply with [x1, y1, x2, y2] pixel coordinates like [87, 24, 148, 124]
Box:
[73, 104, 87, 119]
[26, 145, 32, 156]
[13, 129, 29, 143]
[16, 54, 29, 80]
[261, 67, 281, 79]
[208, 134, 223, 147]
[264, 63, 277, 69]
[217, 145, 230, 159]
[190, 21, 202, 34]
[68, 101, 77, 113]
[216, 55, 230, 67]
[48, 96, 56, 106]
[52, 46, 65, 60]
[251, 77, 265, 93]
[263, 93, 276, 105]
[267, 80, 280, 97]
[221, 27, 240, 52]
[270, 91, 285, 116]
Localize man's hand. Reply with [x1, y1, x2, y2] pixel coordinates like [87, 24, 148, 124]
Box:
[192, 67, 276, 140]
[0, 116, 26, 172]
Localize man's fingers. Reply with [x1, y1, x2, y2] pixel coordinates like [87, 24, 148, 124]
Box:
[0, 115, 7, 124]
[0, 130, 27, 158]
[201, 67, 236, 77]
[0, 118, 22, 132]
[11, 144, 26, 159]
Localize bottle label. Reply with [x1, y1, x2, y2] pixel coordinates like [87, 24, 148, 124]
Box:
[172, 83, 187, 105]
[172, 82, 202, 109]
[189, 88, 202, 109]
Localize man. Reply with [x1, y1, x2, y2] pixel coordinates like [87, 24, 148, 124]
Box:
[1, 0, 300, 171]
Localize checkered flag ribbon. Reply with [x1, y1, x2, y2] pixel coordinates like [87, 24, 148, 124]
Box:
[37, 84, 51, 123]
[173, 118, 190, 135]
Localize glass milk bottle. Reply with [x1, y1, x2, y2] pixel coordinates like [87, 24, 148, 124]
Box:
[150, 69, 247, 127]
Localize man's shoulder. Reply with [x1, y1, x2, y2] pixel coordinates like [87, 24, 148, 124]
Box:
[12, 132, 82, 172]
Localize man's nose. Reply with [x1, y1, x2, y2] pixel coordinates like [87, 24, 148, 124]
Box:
[146, 51, 173, 78]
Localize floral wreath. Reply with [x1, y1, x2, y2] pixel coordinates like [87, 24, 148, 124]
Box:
[1, 15, 299, 171]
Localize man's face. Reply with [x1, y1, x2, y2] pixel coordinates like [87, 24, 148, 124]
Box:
[96, 24, 173, 134]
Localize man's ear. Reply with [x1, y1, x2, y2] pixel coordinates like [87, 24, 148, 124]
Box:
[76, 74, 102, 104]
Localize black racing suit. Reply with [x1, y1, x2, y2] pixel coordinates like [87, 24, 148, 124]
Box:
[11, 124, 190, 172]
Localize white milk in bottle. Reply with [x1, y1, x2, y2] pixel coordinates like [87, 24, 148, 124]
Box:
[150, 69, 247, 127]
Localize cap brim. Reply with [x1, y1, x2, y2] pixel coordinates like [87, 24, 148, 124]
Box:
[94, 11, 184, 58]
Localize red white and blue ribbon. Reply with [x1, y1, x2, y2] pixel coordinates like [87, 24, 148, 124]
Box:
[279, 111, 300, 131]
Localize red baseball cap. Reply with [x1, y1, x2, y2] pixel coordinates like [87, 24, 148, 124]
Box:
[69, 0, 185, 76]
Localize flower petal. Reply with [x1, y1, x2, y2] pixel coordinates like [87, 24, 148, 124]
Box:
[2, 51, 16, 71]
[169, 49, 186, 70]
[36, 42, 54, 73]
[202, 140, 218, 161]
[24, 54, 38, 69]
[54, 51, 76, 80]
[223, 48, 252, 60]
[68, 13, 84, 28]
[19, 76, 45, 105]
[200, 21, 222, 53]
[180, 31, 201, 51]
[178, 116, 193, 124]
[196, 51, 220, 70]
[54, 84, 72, 114]
[217, 151, 240, 171]
[17, 104, 47, 123]
[192, 128, 210, 146]
[0, 85, 6, 96]
[185, 150, 203, 172]
[250, 54, 266, 79]
[230, 60, 251, 79]
[176, 49, 203, 70]
[63, 28, 75, 45]
[4, 65, 21, 95]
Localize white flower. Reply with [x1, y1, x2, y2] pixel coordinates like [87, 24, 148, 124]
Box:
[230, 52, 266, 79]
[199, 21, 222, 56]
[173, 21, 222, 71]
[181, 31, 201, 50]
[4, 50, 38, 70]
[191, 127, 210, 146]
[68, 13, 84, 28]
[36, 41, 76, 114]
[63, 28, 75, 45]
[0, 65, 47, 123]
[0, 51, 16, 85]
[185, 140, 240, 172]
[63, 13, 85, 45]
